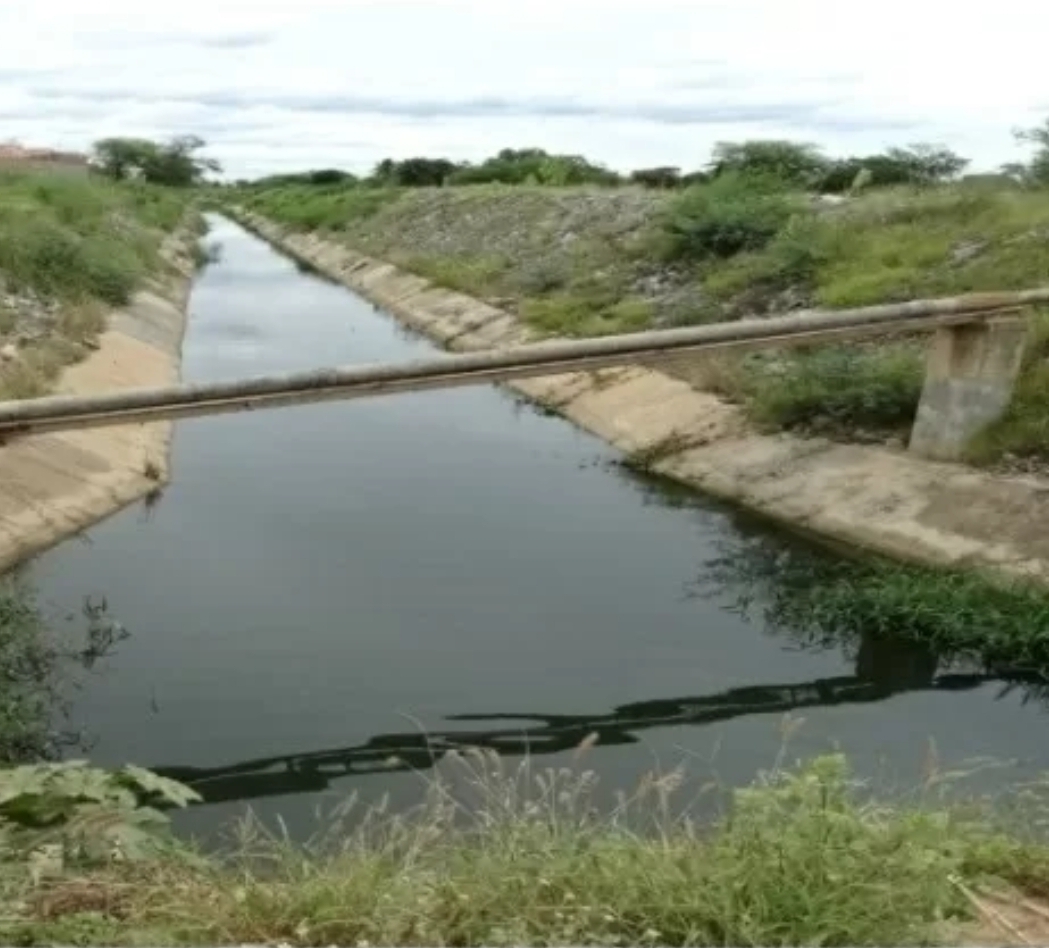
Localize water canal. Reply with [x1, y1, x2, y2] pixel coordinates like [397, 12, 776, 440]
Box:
[21, 216, 1049, 841]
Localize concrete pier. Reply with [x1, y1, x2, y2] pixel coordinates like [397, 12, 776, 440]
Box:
[909, 315, 1029, 461]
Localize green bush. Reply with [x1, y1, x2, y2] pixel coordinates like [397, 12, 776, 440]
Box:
[0, 217, 144, 305]
[743, 344, 925, 435]
[0, 174, 185, 306]
[662, 174, 799, 261]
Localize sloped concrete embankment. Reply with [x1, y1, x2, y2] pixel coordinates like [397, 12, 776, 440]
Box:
[233, 210, 1049, 584]
[0, 230, 196, 573]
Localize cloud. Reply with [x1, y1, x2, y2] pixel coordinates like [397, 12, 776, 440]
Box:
[189, 31, 274, 49]
[82, 29, 274, 50]
[2, 0, 1047, 178]
[20, 83, 919, 134]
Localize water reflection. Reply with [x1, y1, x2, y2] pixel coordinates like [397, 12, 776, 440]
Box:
[0, 580, 128, 763]
[153, 630, 1047, 808]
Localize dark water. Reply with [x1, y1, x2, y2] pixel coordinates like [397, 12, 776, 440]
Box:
[21, 217, 1049, 840]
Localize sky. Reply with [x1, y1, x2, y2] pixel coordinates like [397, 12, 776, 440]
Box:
[2, 0, 1048, 181]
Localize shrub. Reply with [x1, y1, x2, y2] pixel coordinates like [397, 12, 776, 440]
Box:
[0, 219, 143, 305]
[709, 140, 828, 187]
[0, 174, 184, 308]
[742, 344, 925, 435]
[662, 175, 798, 261]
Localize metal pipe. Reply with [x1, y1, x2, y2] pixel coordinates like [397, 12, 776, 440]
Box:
[0, 291, 1041, 438]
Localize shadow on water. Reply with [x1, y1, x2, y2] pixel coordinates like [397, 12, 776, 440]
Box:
[152, 628, 1049, 808]
[148, 450, 1049, 810]
[99, 463, 1049, 810]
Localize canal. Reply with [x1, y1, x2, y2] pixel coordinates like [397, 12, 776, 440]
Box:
[21, 216, 1049, 841]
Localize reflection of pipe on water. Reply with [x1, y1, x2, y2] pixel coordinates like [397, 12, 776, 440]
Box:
[153, 664, 1039, 809]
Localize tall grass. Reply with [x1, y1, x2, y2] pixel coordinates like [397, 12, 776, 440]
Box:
[735, 343, 926, 436]
[5, 749, 1048, 946]
[0, 172, 190, 399]
[0, 172, 186, 305]
[243, 183, 401, 230]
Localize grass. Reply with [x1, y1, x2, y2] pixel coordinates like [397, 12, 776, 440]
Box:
[233, 176, 1049, 461]
[705, 535, 1049, 673]
[0, 172, 185, 305]
[0, 171, 190, 398]
[242, 183, 400, 231]
[729, 343, 926, 438]
[397, 252, 512, 299]
[966, 308, 1049, 463]
[6, 750, 1049, 946]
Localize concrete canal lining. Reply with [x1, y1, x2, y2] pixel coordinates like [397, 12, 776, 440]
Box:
[0, 231, 195, 573]
[234, 209, 1049, 585]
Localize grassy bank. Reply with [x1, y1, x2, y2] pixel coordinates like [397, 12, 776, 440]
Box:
[234, 178, 1049, 462]
[0, 171, 191, 399]
[4, 752, 1049, 946]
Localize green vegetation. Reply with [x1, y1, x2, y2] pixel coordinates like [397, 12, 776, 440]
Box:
[661, 173, 802, 261]
[722, 344, 926, 437]
[92, 135, 221, 187]
[5, 751, 1049, 946]
[240, 139, 975, 194]
[0, 170, 189, 398]
[707, 536, 1049, 673]
[0, 581, 128, 765]
[0, 172, 184, 305]
[230, 119, 1049, 461]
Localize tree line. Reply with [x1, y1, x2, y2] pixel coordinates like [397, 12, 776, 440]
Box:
[243, 142, 973, 192]
[89, 117, 1049, 193]
[237, 136, 1035, 194]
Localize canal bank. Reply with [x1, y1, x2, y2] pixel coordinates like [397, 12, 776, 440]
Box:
[231, 209, 1049, 585]
[0, 228, 196, 573]
[15, 215, 1049, 847]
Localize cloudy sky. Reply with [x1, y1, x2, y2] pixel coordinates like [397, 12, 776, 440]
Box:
[2, 0, 1048, 180]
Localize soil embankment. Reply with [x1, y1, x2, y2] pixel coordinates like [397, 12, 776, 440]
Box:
[233, 210, 1049, 584]
[0, 230, 195, 572]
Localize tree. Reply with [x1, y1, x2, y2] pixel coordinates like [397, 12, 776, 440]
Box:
[445, 148, 619, 186]
[91, 137, 158, 181]
[630, 167, 682, 189]
[816, 145, 969, 193]
[1013, 119, 1049, 185]
[368, 157, 460, 186]
[882, 144, 968, 184]
[92, 135, 221, 186]
[709, 140, 829, 187]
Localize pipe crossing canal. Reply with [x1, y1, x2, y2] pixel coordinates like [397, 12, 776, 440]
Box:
[18, 216, 1049, 842]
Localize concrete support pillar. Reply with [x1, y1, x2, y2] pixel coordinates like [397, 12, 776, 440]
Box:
[908, 314, 1028, 461]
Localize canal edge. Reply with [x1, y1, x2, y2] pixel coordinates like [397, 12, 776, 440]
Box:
[229, 209, 1049, 586]
[0, 222, 199, 573]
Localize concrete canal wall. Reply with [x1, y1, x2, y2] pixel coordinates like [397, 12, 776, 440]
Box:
[0, 230, 195, 573]
[232, 210, 1049, 585]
